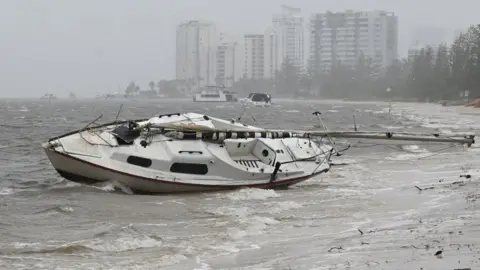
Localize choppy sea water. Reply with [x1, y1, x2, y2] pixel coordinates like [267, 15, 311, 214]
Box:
[0, 98, 479, 270]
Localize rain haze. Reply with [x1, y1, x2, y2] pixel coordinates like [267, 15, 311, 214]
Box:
[0, 0, 478, 98]
[3, 1, 480, 269]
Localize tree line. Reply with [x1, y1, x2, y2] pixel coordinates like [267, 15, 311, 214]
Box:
[233, 24, 480, 101]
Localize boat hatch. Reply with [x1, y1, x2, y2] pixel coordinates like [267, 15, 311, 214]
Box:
[110, 126, 141, 145]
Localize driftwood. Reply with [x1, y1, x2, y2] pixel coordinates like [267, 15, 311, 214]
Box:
[327, 246, 344, 252]
[414, 179, 469, 192]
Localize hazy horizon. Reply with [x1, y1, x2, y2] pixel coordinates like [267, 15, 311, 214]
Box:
[1, 0, 478, 98]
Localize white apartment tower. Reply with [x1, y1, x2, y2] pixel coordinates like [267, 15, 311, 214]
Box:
[243, 28, 277, 79]
[176, 20, 219, 86]
[272, 5, 305, 71]
[215, 40, 243, 86]
[309, 10, 398, 72]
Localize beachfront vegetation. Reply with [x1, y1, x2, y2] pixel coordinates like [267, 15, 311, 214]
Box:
[233, 24, 480, 101]
[140, 24, 480, 101]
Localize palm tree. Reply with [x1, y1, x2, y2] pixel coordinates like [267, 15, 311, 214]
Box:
[149, 81, 155, 92]
[156, 81, 163, 94]
[124, 81, 136, 96]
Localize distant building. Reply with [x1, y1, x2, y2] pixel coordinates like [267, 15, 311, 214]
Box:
[215, 39, 243, 87]
[411, 26, 446, 47]
[309, 10, 398, 72]
[243, 28, 277, 79]
[272, 5, 305, 71]
[407, 41, 439, 63]
[176, 20, 244, 90]
[408, 42, 422, 61]
[175, 20, 219, 87]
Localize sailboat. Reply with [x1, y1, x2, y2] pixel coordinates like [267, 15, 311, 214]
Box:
[40, 93, 57, 100]
[42, 111, 475, 194]
[240, 93, 272, 107]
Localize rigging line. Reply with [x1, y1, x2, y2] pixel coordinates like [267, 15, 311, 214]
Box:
[313, 112, 340, 154]
[144, 138, 175, 144]
[385, 145, 458, 161]
[279, 147, 332, 166]
[353, 141, 460, 146]
[182, 113, 196, 125]
[237, 105, 247, 121]
[351, 143, 423, 149]
[311, 148, 333, 175]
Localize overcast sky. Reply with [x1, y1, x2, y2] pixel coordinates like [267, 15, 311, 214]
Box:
[1, 0, 478, 98]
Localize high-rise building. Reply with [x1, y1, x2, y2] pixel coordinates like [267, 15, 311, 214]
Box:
[176, 20, 219, 87]
[411, 26, 446, 47]
[176, 20, 244, 90]
[243, 28, 277, 79]
[407, 41, 439, 63]
[309, 10, 398, 72]
[407, 41, 424, 61]
[215, 39, 243, 87]
[272, 5, 305, 72]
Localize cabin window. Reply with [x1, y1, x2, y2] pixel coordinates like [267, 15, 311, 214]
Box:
[126, 156, 152, 168]
[170, 163, 208, 175]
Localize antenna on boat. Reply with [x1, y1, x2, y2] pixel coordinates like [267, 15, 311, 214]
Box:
[236, 105, 256, 124]
[236, 105, 247, 121]
[312, 111, 341, 156]
[114, 104, 124, 126]
[353, 113, 358, 131]
[386, 87, 392, 117]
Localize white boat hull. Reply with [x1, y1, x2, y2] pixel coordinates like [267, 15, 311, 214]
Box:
[240, 99, 271, 107]
[42, 113, 333, 194]
[44, 146, 326, 194]
[193, 90, 238, 102]
[193, 95, 229, 102]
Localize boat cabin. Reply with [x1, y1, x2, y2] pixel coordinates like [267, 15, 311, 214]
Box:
[248, 93, 271, 103]
[198, 89, 222, 98]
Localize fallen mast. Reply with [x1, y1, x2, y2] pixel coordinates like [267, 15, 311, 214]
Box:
[154, 126, 475, 147]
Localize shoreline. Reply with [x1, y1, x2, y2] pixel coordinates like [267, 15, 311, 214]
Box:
[0, 96, 474, 107]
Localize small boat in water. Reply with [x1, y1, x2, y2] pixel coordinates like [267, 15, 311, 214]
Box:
[193, 86, 238, 102]
[42, 110, 475, 194]
[240, 93, 272, 107]
[101, 92, 128, 100]
[40, 93, 57, 100]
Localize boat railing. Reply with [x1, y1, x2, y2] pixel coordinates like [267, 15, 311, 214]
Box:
[78, 114, 115, 147]
[269, 146, 335, 182]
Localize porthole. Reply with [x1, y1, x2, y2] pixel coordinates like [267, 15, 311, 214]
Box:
[126, 156, 152, 168]
[170, 163, 208, 175]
